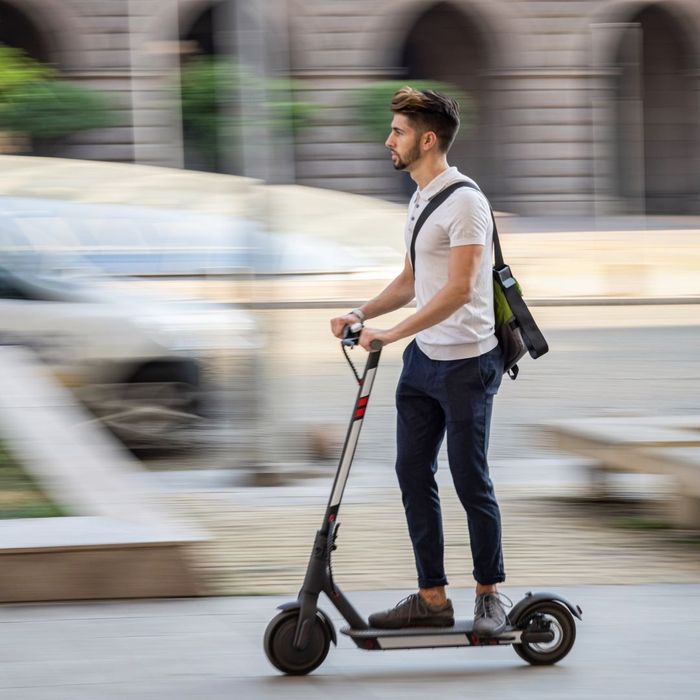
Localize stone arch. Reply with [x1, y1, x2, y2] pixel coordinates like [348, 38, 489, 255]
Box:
[374, 0, 512, 198]
[0, 0, 50, 62]
[0, 0, 82, 70]
[174, 0, 290, 69]
[0, 0, 90, 156]
[584, 1, 700, 213]
[175, 1, 236, 172]
[584, 0, 700, 68]
[167, 0, 290, 177]
[622, 3, 698, 213]
[371, 0, 518, 75]
[177, 0, 234, 58]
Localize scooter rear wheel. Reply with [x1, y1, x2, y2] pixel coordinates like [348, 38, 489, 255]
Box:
[264, 610, 331, 675]
[513, 602, 576, 665]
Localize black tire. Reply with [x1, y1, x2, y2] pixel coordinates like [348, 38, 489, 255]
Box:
[513, 602, 576, 666]
[263, 610, 331, 676]
[129, 362, 201, 415]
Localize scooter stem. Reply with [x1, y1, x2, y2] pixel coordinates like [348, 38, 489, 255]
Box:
[322, 346, 381, 534]
[292, 345, 381, 649]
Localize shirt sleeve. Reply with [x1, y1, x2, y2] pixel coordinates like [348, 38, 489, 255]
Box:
[445, 189, 491, 247]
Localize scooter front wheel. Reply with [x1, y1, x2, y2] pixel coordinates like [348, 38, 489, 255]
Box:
[513, 602, 576, 666]
[264, 610, 331, 675]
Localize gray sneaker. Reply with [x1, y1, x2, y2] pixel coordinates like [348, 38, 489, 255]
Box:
[368, 594, 455, 629]
[473, 592, 511, 636]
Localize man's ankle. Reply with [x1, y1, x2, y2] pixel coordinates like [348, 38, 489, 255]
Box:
[419, 587, 448, 607]
[475, 583, 497, 596]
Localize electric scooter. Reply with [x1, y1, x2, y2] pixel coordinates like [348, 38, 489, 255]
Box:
[264, 324, 582, 675]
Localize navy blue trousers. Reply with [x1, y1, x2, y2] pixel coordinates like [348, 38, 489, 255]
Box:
[395, 340, 505, 588]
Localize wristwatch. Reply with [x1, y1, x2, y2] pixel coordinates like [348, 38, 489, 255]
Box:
[349, 307, 365, 322]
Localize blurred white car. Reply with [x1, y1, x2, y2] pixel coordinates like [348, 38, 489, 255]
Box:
[0, 193, 368, 452]
[0, 263, 259, 450]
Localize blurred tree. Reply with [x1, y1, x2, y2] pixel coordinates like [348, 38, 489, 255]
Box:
[0, 81, 115, 140]
[0, 45, 116, 153]
[179, 56, 317, 172]
[0, 45, 50, 91]
[265, 76, 317, 139]
[179, 56, 231, 169]
[353, 80, 474, 144]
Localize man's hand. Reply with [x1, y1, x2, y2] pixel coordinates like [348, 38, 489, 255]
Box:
[330, 312, 362, 339]
[359, 327, 397, 352]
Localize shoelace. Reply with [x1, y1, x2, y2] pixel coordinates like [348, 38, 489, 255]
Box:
[391, 594, 420, 623]
[474, 591, 513, 618]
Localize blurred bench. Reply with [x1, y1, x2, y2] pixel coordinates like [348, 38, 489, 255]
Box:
[542, 416, 700, 529]
[0, 346, 203, 602]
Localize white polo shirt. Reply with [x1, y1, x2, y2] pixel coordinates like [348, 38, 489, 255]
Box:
[405, 166, 498, 361]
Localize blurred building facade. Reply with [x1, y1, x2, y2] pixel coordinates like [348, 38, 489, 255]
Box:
[2, 0, 699, 216]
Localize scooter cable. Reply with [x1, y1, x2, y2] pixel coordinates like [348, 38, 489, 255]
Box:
[341, 343, 362, 386]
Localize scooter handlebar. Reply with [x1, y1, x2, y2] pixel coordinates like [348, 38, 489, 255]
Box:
[341, 322, 363, 347]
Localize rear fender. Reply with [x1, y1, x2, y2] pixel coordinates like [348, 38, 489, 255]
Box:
[508, 592, 583, 627]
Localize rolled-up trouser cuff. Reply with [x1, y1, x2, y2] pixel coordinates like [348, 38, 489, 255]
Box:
[475, 574, 506, 585]
[418, 577, 449, 589]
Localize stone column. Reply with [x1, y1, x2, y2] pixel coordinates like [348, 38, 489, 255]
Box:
[591, 22, 645, 216]
[127, 0, 185, 168]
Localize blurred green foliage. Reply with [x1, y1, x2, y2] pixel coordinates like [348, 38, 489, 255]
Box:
[0, 45, 51, 91]
[180, 57, 317, 170]
[0, 80, 116, 139]
[353, 80, 474, 143]
[0, 45, 116, 145]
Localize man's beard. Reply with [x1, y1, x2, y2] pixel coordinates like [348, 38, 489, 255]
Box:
[391, 141, 421, 171]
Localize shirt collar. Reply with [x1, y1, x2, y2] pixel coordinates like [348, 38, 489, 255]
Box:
[416, 166, 461, 202]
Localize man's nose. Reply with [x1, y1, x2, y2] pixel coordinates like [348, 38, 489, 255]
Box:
[385, 134, 394, 149]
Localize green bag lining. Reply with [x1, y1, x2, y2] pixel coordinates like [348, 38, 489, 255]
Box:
[493, 270, 522, 329]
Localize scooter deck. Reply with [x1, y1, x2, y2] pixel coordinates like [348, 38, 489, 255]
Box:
[341, 620, 522, 650]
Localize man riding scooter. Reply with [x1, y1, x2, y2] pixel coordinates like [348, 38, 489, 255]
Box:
[331, 86, 508, 635]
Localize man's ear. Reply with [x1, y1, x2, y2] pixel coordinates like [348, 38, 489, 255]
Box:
[422, 131, 438, 151]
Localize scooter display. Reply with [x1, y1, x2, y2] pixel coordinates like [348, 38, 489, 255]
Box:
[264, 324, 582, 675]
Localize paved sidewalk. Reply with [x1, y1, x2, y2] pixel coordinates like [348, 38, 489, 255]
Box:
[162, 479, 700, 596]
[0, 584, 698, 699]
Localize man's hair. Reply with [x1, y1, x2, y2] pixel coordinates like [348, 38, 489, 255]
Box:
[390, 86, 460, 153]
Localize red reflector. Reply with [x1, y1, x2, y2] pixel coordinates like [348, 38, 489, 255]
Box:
[358, 638, 379, 650]
[354, 408, 366, 419]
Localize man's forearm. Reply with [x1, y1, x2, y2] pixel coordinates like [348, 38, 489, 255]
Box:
[359, 271, 414, 321]
[388, 284, 468, 341]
